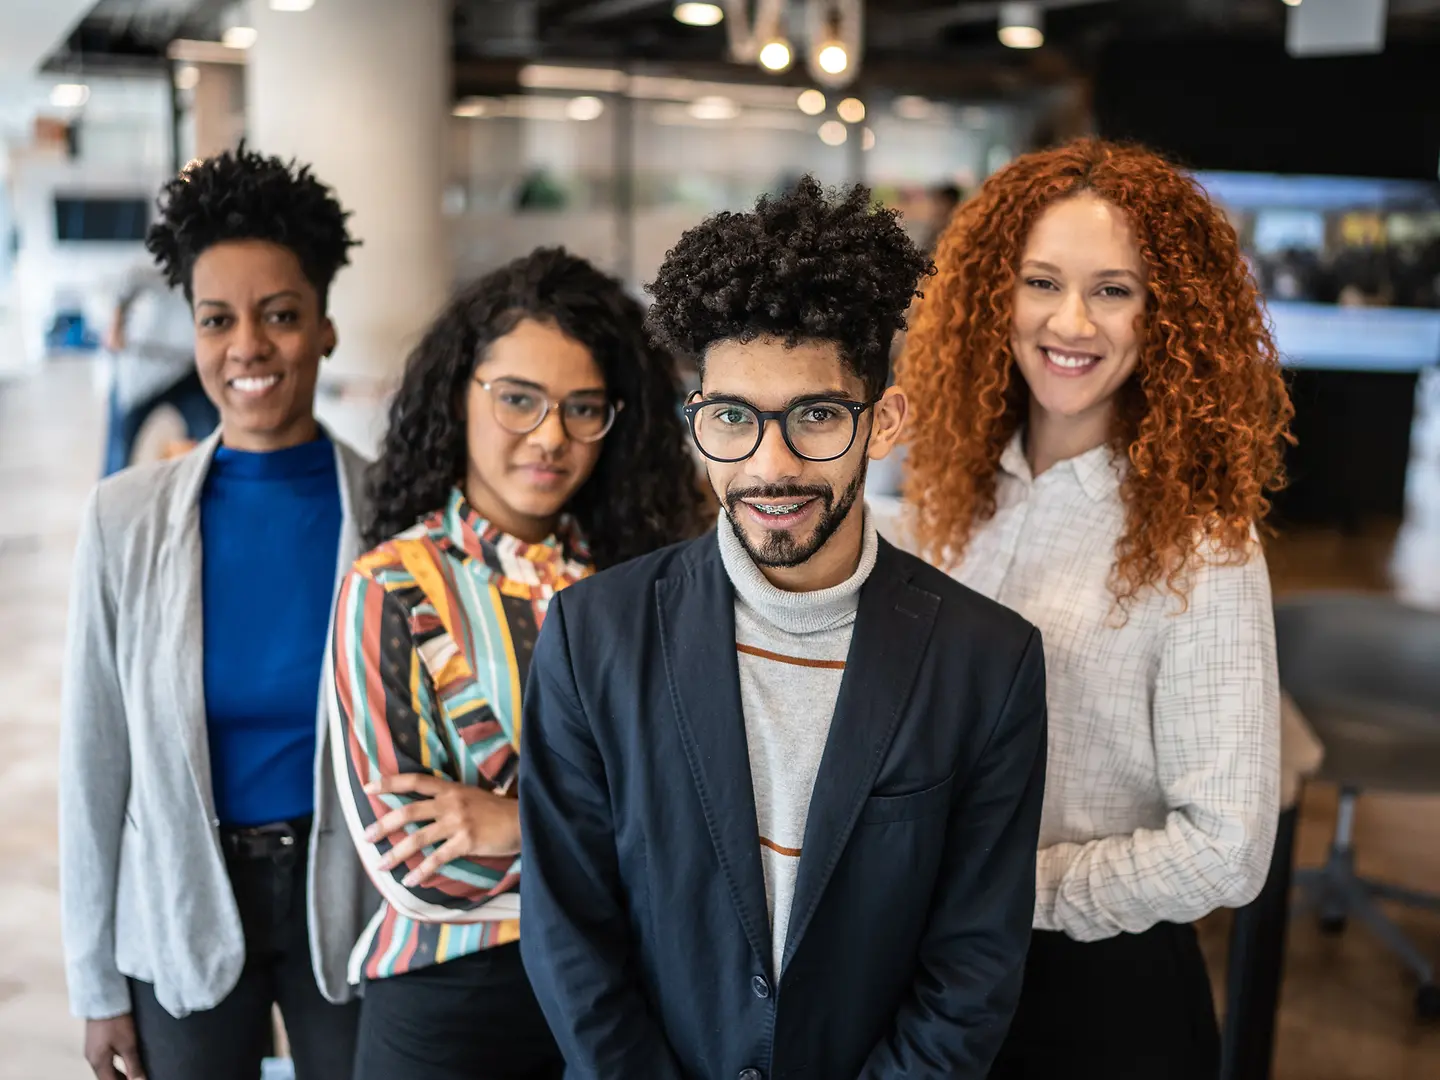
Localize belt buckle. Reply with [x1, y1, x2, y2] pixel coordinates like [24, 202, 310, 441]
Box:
[226, 821, 301, 859]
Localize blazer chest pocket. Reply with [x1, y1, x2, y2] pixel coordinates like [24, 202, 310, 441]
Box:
[859, 772, 955, 825]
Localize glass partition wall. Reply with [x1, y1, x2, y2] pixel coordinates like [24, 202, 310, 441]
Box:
[445, 69, 1036, 291]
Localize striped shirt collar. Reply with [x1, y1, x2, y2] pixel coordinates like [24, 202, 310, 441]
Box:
[436, 487, 591, 572]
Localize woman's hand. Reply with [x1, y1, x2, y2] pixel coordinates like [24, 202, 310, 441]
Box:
[85, 1015, 144, 1080]
[364, 774, 521, 887]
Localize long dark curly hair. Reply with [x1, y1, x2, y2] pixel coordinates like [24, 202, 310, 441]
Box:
[364, 247, 707, 567]
[898, 138, 1294, 607]
[645, 175, 932, 399]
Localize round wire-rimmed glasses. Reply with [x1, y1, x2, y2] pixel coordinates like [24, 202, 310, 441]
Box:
[682, 394, 877, 463]
[476, 377, 623, 443]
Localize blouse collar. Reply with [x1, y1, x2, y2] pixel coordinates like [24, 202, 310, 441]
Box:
[999, 429, 1123, 503]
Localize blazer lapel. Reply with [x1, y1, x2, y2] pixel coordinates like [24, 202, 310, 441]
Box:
[161, 434, 224, 822]
[657, 537, 775, 977]
[314, 437, 369, 800]
[782, 539, 939, 974]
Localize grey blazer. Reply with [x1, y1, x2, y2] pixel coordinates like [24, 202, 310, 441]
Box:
[58, 429, 380, 1021]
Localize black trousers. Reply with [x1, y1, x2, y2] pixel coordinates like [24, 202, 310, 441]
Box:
[354, 942, 564, 1080]
[990, 922, 1220, 1080]
[129, 824, 360, 1080]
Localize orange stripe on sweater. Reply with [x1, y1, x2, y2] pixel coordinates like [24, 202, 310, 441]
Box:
[760, 836, 802, 857]
[736, 643, 846, 670]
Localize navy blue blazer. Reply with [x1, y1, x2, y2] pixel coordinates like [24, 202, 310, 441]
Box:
[519, 530, 1047, 1080]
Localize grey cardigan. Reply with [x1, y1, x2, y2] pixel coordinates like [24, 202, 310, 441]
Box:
[59, 429, 379, 1020]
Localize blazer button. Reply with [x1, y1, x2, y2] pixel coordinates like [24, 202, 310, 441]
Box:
[738, 1070, 764, 1080]
[751, 974, 771, 999]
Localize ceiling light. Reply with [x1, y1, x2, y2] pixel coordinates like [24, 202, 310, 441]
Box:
[1283, 0, 1302, 5]
[817, 42, 849, 75]
[222, 25, 258, 48]
[49, 83, 90, 108]
[673, 2, 724, 27]
[269, 0, 315, 10]
[452, 97, 489, 118]
[819, 120, 847, 146]
[998, 2, 1043, 49]
[837, 97, 865, 124]
[797, 89, 826, 116]
[862, 127, 875, 151]
[174, 64, 200, 91]
[566, 95, 605, 121]
[688, 95, 739, 121]
[759, 39, 793, 72]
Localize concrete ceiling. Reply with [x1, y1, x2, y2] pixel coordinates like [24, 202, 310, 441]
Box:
[0, 0, 100, 78]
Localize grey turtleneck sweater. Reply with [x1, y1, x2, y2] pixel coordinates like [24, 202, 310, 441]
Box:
[716, 509, 880, 976]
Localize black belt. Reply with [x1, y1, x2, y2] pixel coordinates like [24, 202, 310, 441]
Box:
[220, 816, 312, 860]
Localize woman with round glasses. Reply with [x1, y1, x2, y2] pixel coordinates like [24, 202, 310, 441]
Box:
[329, 246, 706, 1080]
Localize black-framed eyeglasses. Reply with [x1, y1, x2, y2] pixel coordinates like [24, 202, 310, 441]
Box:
[477, 377, 623, 443]
[682, 394, 876, 463]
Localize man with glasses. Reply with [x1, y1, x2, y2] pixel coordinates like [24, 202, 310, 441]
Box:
[518, 178, 1049, 1080]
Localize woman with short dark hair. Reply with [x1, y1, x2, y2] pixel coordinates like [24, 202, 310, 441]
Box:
[60, 146, 374, 1080]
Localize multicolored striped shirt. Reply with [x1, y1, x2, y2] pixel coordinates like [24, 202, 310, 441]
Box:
[330, 488, 592, 981]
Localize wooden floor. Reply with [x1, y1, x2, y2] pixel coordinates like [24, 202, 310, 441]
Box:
[1196, 524, 1440, 1080]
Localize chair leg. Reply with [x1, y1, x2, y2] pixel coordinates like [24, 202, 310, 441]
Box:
[1365, 879, 1440, 915]
[1344, 878, 1438, 985]
[1317, 788, 1360, 932]
[1294, 786, 1440, 1020]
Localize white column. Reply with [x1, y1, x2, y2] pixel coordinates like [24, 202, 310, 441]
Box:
[188, 62, 245, 162]
[246, 0, 451, 451]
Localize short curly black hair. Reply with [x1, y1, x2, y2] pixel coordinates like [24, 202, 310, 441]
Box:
[365, 246, 708, 567]
[645, 175, 932, 399]
[145, 143, 358, 309]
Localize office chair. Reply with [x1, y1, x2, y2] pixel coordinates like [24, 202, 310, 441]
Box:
[1275, 593, 1440, 1021]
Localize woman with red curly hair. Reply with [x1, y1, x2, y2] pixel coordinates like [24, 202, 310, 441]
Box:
[896, 138, 1293, 1078]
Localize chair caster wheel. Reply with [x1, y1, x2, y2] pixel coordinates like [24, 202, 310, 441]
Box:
[1417, 984, 1440, 1021]
[1319, 915, 1348, 936]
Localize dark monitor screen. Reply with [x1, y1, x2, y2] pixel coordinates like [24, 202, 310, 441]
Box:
[1194, 171, 1440, 372]
[54, 196, 150, 242]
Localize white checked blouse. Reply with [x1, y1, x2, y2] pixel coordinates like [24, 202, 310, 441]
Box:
[892, 433, 1281, 942]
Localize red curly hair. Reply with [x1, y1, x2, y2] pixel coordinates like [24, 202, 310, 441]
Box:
[898, 138, 1294, 607]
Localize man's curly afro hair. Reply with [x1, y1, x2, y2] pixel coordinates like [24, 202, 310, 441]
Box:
[645, 175, 932, 399]
[145, 143, 358, 310]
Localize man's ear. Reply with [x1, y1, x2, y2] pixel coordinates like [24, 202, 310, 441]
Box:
[867, 386, 908, 461]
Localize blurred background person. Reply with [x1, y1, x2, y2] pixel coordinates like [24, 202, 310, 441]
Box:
[920, 181, 963, 254]
[101, 259, 217, 475]
[59, 146, 374, 1080]
[331, 247, 706, 1080]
